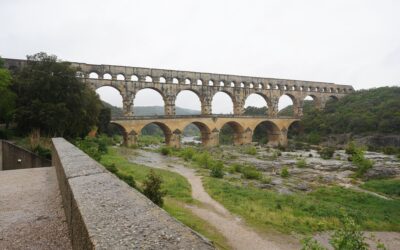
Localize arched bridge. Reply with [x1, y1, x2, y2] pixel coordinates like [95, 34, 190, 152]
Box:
[111, 115, 299, 148]
[4, 58, 354, 148]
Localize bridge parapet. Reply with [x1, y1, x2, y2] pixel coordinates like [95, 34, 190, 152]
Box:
[51, 138, 214, 249]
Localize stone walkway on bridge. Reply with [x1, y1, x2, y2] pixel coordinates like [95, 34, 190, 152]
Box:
[0, 167, 71, 250]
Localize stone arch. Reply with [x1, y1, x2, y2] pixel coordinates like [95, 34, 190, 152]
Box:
[95, 85, 124, 108]
[287, 120, 302, 141]
[278, 93, 298, 116]
[116, 74, 125, 81]
[133, 87, 166, 115]
[109, 122, 129, 146]
[103, 73, 112, 80]
[303, 94, 320, 110]
[89, 72, 99, 79]
[181, 121, 212, 146]
[244, 93, 270, 115]
[219, 121, 245, 145]
[252, 120, 281, 146]
[211, 91, 235, 114]
[175, 89, 202, 115]
[140, 121, 173, 145]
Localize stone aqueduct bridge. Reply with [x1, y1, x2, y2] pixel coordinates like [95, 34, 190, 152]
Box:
[5, 58, 354, 147]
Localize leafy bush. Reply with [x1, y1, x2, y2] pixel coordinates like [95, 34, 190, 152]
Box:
[318, 147, 335, 159]
[143, 170, 166, 206]
[348, 146, 373, 178]
[241, 165, 262, 180]
[280, 167, 289, 178]
[0, 129, 12, 139]
[329, 214, 369, 250]
[345, 141, 357, 155]
[301, 237, 326, 250]
[32, 144, 52, 160]
[116, 171, 137, 188]
[192, 151, 213, 168]
[244, 146, 257, 155]
[105, 163, 118, 174]
[179, 147, 196, 161]
[382, 146, 399, 155]
[210, 161, 224, 178]
[160, 146, 171, 156]
[75, 137, 105, 161]
[296, 158, 307, 168]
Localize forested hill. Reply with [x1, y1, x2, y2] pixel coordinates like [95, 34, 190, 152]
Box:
[301, 86, 400, 135]
[101, 102, 200, 117]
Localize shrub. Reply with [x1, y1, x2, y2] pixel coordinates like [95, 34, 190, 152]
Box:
[142, 170, 166, 206]
[32, 144, 52, 160]
[345, 141, 357, 155]
[382, 146, 399, 155]
[329, 214, 369, 250]
[193, 151, 213, 168]
[244, 146, 257, 155]
[307, 132, 321, 144]
[160, 146, 171, 156]
[280, 167, 289, 178]
[348, 146, 374, 178]
[105, 163, 118, 174]
[210, 161, 224, 178]
[318, 147, 335, 160]
[179, 147, 195, 161]
[241, 166, 262, 180]
[296, 158, 307, 168]
[116, 172, 137, 188]
[301, 237, 326, 250]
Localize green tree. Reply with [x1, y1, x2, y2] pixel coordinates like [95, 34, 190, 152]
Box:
[143, 170, 166, 206]
[97, 106, 111, 134]
[13, 52, 102, 138]
[0, 57, 16, 127]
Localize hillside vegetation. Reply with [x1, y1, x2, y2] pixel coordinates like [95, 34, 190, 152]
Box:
[301, 87, 400, 135]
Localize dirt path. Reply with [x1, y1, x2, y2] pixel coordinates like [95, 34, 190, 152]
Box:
[128, 149, 300, 250]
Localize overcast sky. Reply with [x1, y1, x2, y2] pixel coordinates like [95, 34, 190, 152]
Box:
[1, 0, 399, 113]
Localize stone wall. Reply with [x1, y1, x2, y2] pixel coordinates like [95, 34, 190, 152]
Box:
[51, 138, 214, 250]
[0, 140, 51, 171]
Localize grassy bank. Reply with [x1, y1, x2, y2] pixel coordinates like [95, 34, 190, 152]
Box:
[99, 147, 229, 249]
[203, 177, 400, 234]
[361, 178, 400, 199]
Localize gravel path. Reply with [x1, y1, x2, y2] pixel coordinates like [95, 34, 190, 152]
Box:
[0, 167, 71, 250]
[129, 150, 300, 250]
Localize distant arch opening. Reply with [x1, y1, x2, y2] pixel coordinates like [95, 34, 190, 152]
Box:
[181, 122, 211, 146]
[278, 94, 295, 116]
[212, 92, 234, 114]
[116, 74, 125, 81]
[103, 73, 112, 80]
[160, 77, 166, 83]
[89, 72, 99, 79]
[303, 95, 318, 111]
[197, 79, 203, 85]
[139, 122, 171, 146]
[95, 86, 123, 109]
[134, 88, 165, 116]
[131, 75, 139, 81]
[219, 121, 244, 145]
[287, 121, 302, 141]
[175, 90, 201, 115]
[252, 121, 280, 145]
[145, 76, 153, 82]
[173, 78, 179, 84]
[244, 93, 268, 115]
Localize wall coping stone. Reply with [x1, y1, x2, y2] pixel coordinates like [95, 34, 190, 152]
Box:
[51, 137, 214, 250]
